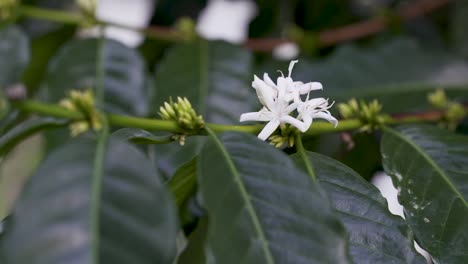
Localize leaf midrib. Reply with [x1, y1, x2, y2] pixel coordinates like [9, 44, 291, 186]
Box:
[384, 127, 467, 207]
[206, 130, 275, 264]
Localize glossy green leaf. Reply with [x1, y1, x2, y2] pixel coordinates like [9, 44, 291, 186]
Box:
[264, 38, 468, 114]
[1, 137, 178, 264]
[0, 117, 67, 156]
[152, 40, 255, 177]
[43, 38, 148, 116]
[198, 132, 351, 264]
[293, 151, 425, 263]
[0, 26, 29, 88]
[381, 125, 468, 263]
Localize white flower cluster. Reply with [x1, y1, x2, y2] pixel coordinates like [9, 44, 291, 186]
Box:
[240, 60, 337, 141]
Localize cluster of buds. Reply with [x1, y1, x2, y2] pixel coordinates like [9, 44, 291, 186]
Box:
[159, 97, 205, 145]
[338, 98, 389, 132]
[76, 0, 96, 18]
[268, 124, 297, 148]
[428, 89, 466, 130]
[60, 89, 102, 136]
[175, 17, 196, 41]
[0, 0, 17, 20]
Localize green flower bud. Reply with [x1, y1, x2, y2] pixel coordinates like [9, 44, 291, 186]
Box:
[175, 17, 196, 41]
[337, 103, 353, 119]
[428, 89, 447, 109]
[60, 89, 102, 136]
[446, 103, 465, 122]
[0, 0, 17, 20]
[158, 97, 205, 135]
[76, 0, 96, 18]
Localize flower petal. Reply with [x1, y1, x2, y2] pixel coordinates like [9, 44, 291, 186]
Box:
[253, 75, 276, 109]
[299, 82, 323, 94]
[257, 119, 280, 140]
[311, 111, 339, 127]
[310, 82, 323, 90]
[288, 60, 299, 78]
[302, 98, 328, 109]
[263, 73, 276, 88]
[240, 110, 274, 122]
[280, 115, 307, 132]
[301, 114, 313, 129]
[276, 77, 288, 99]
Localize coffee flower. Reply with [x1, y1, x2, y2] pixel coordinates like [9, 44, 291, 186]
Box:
[240, 60, 337, 141]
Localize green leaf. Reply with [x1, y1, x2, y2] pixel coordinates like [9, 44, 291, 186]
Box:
[198, 132, 351, 263]
[43, 38, 148, 116]
[381, 125, 468, 263]
[0, 135, 42, 220]
[0, 117, 67, 156]
[153, 40, 254, 122]
[0, 26, 29, 88]
[168, 157, 197, 209]
[264, 38, 468, 114]
[451, 0, 468, 58]
[177, 217, 209, 264]
[22, 26, 76, 93]
[338, 133, 382, 180]
[293, 151, 425, 263]
[112, 128, 173, 144]
[152, 39, 254, 176]
[1, 137, 178, 264]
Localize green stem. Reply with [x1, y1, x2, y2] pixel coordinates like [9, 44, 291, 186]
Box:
[107, 114, 182, 132]
[97, 19, 181, 42]
[295, 133, 316, 181]
[14, 100, 84, 120]
[304, 119, 362, 136]
[17, 5, 87, 26]
[13, 100, 450, 137]
[207, 123, 263, 134]
[16, 5, 182, 42]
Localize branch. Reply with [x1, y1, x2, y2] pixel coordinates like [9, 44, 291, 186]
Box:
[13, 100, 457, 137]
[16, 0, 450, 52]
[244, 0, 451, 51]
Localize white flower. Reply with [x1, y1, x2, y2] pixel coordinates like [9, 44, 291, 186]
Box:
[240, 75, 307, 140]
[240, 60, 338, 140]
[297, 97, 338, 129]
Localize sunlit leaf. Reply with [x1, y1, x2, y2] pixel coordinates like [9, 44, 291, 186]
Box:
[381, 125, 468, 263]
[293, 151, 425, 263]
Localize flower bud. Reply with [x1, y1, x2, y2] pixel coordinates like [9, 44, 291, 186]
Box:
[428, 89, 447, 109]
